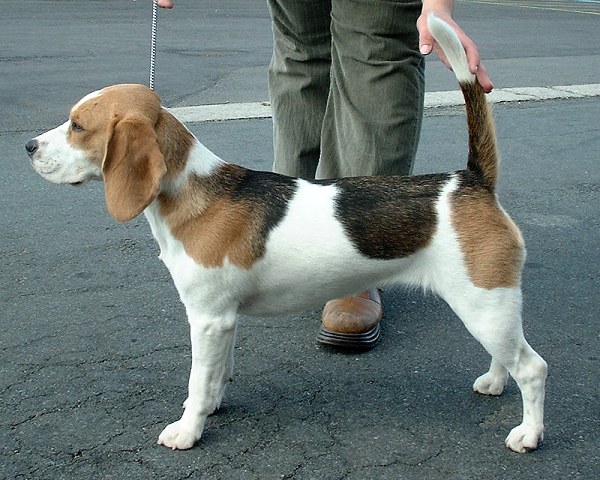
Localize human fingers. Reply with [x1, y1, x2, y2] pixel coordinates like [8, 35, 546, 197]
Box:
[458, 32, 494, 92]
[418, 13, 493, 92]
[474, 62, 493, 93]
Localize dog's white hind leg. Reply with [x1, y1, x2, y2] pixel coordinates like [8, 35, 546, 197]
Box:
[473, 357, 509, 395]
[446, 287, 547, 453]
[503, 342, 547, 453]
[158, 309, 238, 450]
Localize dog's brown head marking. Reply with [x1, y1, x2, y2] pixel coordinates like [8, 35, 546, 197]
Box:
[68, 84, 194, 222]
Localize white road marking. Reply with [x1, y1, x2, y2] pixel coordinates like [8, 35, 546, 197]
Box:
[168, 83, 600, 123]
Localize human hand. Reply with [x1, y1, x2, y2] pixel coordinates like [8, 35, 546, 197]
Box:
[157, 0, 174, 8]
[417, 12, 493, 93]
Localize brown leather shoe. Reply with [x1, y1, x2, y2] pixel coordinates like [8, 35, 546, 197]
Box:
[317, 289, 382, 349]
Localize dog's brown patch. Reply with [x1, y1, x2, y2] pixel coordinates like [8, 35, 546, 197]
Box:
[451, 181, 524, 289]
[159, 165, 297, 269]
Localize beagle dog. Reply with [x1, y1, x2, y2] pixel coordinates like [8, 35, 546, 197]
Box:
[25, 16, 546, 453]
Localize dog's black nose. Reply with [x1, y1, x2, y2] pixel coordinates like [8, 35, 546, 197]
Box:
[25, 139, 38, 155]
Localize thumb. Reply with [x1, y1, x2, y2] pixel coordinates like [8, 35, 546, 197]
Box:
[417, 14, 450, 67]
[416, 15, 434, 55]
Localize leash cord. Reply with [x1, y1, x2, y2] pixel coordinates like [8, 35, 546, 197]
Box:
[149, 0, 158, 90]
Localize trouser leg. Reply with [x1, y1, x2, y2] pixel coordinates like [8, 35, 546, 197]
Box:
[317, 0, 425, 179]
[267, 0, 332, 179]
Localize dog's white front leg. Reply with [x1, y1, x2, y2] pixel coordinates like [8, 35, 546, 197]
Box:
[158, 310, 237, 450]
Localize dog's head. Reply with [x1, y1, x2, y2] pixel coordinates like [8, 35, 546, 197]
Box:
[25, 84, 168, 222]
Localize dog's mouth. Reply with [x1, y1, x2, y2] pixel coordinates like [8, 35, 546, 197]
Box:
[69, 181, 85, 187]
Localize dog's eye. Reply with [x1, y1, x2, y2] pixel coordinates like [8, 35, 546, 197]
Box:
[71, 121, 84, 132]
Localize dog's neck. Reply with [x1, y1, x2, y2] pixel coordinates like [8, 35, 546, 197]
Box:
[156, 108, 224, 196]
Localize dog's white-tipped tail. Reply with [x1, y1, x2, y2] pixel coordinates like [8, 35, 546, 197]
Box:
[427, 14, 475, 84]
[427, 14, 498, 191]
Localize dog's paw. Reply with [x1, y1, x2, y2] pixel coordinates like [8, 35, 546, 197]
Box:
[473, 371, 508, 396]
[157, 420, 203, 450]
[505, 423, 543, 453]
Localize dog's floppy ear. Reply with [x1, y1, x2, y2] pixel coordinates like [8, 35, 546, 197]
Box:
[102, 115, 166, 222]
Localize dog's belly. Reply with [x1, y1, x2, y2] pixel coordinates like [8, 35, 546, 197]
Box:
[238, 253, 418, 317]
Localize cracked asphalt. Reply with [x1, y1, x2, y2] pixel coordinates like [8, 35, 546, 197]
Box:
[2, 1, 599, 479]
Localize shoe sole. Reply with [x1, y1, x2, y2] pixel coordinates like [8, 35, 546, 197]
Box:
[316, 323, 381, 350]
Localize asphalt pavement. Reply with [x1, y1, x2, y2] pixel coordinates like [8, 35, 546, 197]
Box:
[1, 1, 599, 479]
